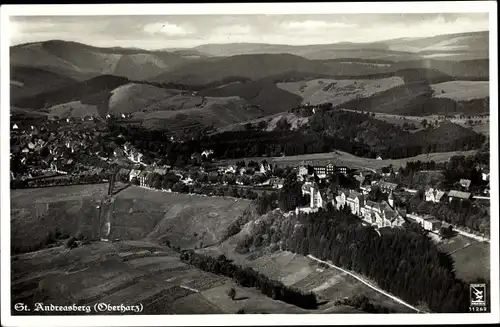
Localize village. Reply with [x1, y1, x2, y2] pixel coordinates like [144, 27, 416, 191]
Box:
[10, 118, 491, 242]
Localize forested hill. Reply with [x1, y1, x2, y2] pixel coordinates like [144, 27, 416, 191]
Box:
[107, 108, 486, 166]
[306, 110, 486, 158]
[234, 204, 471, 313]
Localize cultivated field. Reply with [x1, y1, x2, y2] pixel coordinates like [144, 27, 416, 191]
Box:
[11, 240, 329, 315]
[430, 81, 489, 101]
[276, 77, 405, 106]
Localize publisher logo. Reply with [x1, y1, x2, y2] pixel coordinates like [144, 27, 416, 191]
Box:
[470, 283, 486, 307]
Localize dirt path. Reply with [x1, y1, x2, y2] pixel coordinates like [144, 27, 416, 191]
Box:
[307, 254, 421, 313]
[447, 242, 473, 255]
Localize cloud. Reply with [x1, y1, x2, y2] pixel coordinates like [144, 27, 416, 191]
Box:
[9, 14, 489, 49]
[143, 22, 194, 36]
[212, 24, 252, 36]
[281, 20, 356, 30]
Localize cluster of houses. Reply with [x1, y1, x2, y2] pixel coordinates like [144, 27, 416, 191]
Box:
[424, 187, 475, 203]
[114, 141, 145, 164]
[293, 160, 487, 234]
[114, 158, 286, 192]
[10, 120, 148, 182]
[297, 180, 448, 233]
[10, 123, 99, 179]
[296, 180, 407, 229]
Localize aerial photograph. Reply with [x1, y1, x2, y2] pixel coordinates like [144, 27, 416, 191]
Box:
[3, 5, 496, 323]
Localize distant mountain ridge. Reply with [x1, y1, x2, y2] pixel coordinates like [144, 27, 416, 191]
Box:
[11, 30, 488, 82]
[9, 30, 489, 133]
[10, 39, 198, 81]
[186, 31, 489, 60]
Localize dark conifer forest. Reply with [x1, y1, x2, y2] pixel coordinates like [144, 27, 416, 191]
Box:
[235, 206, 471, 313]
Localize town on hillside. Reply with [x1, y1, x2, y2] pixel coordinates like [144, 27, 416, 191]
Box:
[10, 118, 491, 241]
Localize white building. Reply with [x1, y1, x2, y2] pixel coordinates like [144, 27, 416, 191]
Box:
[201, 149, 214, 159]
[260, 162, 271, 174]
[335, 192, 347, 210]
[406, 213, 442, 232]
[346, 191, 364, 216]
[224, 165, 237, 174]
[425, 188, 446, 203]
[129, 169, 141, 181]
[298, 165, 309, 177]
[361, 199, 405, 228]
[482, 169, 490, 181]
[301, 182, 334, 209]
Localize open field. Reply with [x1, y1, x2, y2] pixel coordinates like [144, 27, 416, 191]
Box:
[450, 241, 490, 282]
[11, 185, 253, 253]
[437, 235, 490, 282]
[276, 77, 405, 106]
[221, 149, 478, 172]
[13, 240, 340, 315]
[199, 245, 414, 313]
[430, 81, 489, 101]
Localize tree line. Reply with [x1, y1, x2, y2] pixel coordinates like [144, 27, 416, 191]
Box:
[179, 251, 318, 309]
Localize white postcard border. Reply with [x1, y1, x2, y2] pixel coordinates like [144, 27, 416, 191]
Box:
[1, 2, 498, 326]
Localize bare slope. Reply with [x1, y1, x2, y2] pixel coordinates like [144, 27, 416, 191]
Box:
[10, 185, 253, 254]
[277, 77, 405, 106]
[430, 81, 489, 101]
[107, 83, 196, 114]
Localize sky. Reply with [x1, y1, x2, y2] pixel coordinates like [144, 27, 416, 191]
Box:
[9, 13, 489, 49]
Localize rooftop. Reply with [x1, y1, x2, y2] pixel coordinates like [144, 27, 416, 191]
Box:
[448, 190, 471, 199]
